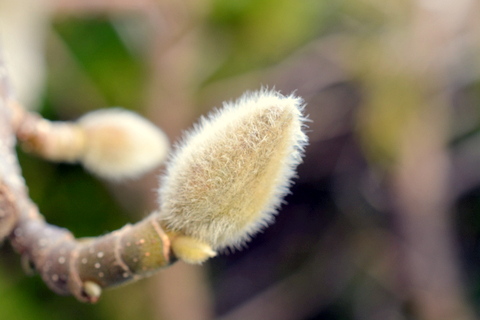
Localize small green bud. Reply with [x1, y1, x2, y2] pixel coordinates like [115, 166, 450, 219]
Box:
[158, 89, 308, 252]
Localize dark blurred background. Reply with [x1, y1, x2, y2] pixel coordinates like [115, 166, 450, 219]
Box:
[1, 0, 480, 319]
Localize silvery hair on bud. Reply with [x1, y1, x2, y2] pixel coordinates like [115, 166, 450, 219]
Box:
[158, 89, 308, 250]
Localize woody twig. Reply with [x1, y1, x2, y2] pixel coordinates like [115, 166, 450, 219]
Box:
[0, 54, 308, 303]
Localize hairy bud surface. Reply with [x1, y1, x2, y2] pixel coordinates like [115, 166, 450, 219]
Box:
[159, 90, 308, 251]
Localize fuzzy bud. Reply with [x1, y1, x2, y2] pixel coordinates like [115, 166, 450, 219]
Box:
[78, 108, 169, 180]
[158, 89, 308, 255]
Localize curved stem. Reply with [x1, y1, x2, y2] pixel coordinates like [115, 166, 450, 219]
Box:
[10, 210, 174, 303]
[0, 61, 175, 303]
[10, 207, 174, 303]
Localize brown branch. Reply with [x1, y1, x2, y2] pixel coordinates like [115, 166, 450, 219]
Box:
[9, 212, 174, 303]
[0, 52, 175, 303]
[10, 100, 85, 162]
[0, 59, 25, 241]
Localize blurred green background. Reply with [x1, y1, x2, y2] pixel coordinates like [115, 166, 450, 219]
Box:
[1, 0, 480, 319]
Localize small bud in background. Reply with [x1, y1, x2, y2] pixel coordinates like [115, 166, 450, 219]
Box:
[158, 89, 308, 255]
[78, 108, 169, 180]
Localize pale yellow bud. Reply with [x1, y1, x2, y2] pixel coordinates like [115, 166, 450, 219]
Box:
[78, 108, 169, 180]
[170, 235, 217, 264]
[158, 90, 308, 251]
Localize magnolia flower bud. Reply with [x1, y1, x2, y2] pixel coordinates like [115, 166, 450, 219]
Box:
[158, 89, 308, 258]
[78, 108, 169, 180]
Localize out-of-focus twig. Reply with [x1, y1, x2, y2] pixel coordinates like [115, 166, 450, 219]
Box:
[353, 0, 478, 319]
